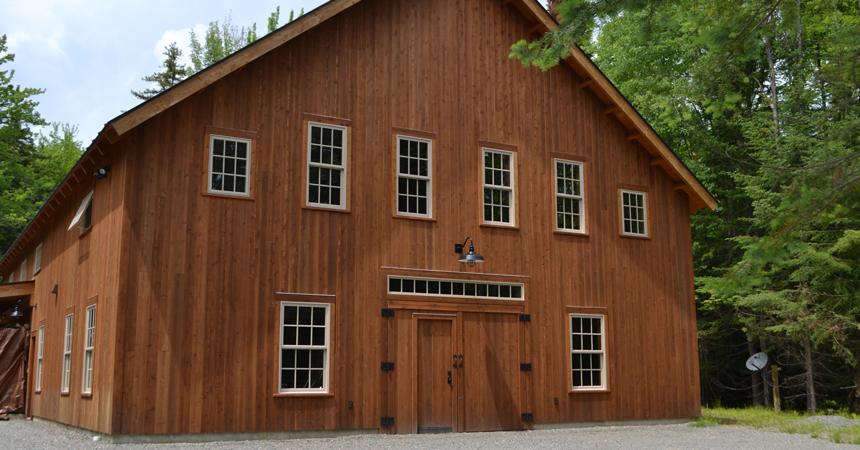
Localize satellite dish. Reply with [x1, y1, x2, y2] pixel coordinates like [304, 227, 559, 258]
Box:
[745, 352, 769, 372]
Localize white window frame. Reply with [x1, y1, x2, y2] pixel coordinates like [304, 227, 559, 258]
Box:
[68, 190, 94, 231]
[61, 313, 74, 393]
[278, 301, 331, 394]
[620, 189, 648, 237]
[387, 276, 525, 301]
[19, 260, 26, 281]
[554, 159, 585, 233]
[395, 135, 433, 218]
[482, 148, 516, 226]
[82, 305, 95, 394]
[306, 122, 348, 210]
[569, 314, 607, 391]
[207, 134, 252, 197]
[36, 326, 44, 392]
[35, 243, 42, 274]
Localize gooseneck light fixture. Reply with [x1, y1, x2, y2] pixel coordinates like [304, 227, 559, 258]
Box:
[454, 237, 485, 267]
[9, 300, 23, 318]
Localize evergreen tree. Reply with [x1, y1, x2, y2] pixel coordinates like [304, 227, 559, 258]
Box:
[131, 43, 189, 100]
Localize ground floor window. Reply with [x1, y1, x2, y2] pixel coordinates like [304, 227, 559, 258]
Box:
[279, 302, 330, 393]
[570, 314, 606, 390]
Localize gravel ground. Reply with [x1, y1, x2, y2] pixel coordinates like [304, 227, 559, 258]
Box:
[803, 415, 860, 428]
[0, 417, 853, 449]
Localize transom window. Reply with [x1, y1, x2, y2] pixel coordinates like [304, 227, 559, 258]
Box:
[208, 135, 251, 196]
[279, 302, 330, 393]
[621, 190, 647, 236]
[396, 136, 432, 217]
[82, 305, 96, 394]
[388, 276, 524, 301]
[482, 149, 515, 225]
[62, 313, 74, 393]
[570, 314, 606, 390]
[555, 160, 584, 233]
[307, 123, 347, 209]
[36, 326, 44, 392]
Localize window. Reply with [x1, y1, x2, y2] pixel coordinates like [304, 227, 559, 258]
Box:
[388, 276, 524, 300]
[7, 271, 12, 284]
[19, 260, 26, 281]
[307, 123, 347, 209]
[82, 305, 95, 394]
[36, 326, 44, 392]
[570, 315, 606, 390]
[555, 160, 585, 233]
[396, 136, 432, 217]
[620, 190, 647, 236]
[68, 190, 94, 233]
[35, 243, 42, 274]
[61, 314, 73, 393]
[279, 302, 330, 393]
[482, 149, 515, 226]
[208, 135, 251, 196]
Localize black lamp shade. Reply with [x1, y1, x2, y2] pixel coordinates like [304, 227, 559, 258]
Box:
[458, 250, 484, 266]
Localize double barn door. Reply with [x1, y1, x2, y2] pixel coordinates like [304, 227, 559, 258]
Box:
[410, 311, 524, 433]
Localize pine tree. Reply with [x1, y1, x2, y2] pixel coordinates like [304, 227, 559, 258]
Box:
[131, 43, 189, 100]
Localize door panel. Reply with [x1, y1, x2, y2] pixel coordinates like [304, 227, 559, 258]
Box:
[461, 312, 523, 432]
[416, 317, 455, 433]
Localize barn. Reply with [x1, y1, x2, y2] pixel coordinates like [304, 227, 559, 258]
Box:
[0, 0, 717, 442]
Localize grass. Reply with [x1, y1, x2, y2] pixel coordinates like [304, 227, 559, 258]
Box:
[691, 406, 860, 444]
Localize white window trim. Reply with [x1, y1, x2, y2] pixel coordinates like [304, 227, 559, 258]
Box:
[19, 260, 26, 281]
[620, 189, 648, 237]
[36, 326, 44, 392]
[278, 301, 331, 394]
[207, 134, 252, 197]
[554, 159, 585, 234]
[68, 191, 94, 231]
[306, 122, 348, 210]
[82, 305, 95, 394]
[387, 276, 525, 301]
[395, 135, 433, 218]
[35, 243, 42, 274]
[61, 313, 74, 393]
[481, 148, 516, 226]
[569, 313, 607, 391]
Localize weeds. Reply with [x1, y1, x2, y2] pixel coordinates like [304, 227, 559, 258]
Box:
[692, 407, 860, 444]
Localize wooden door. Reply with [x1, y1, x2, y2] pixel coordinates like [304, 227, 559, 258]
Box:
[414, 315, 456, 433]
[461, 312, 523, 432]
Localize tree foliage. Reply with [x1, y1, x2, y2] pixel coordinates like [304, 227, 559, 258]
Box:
[516, 1, 860, 412]
[131, 43, 190, 100]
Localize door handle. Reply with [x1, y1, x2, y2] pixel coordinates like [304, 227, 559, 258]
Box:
[459, 354, 463, 368]
[453, 354, 458, 368]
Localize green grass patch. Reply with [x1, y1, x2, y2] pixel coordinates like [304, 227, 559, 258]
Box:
[691, 406, 860, 444]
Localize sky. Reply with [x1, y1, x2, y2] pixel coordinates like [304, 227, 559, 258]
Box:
[1, 0, 328, 146]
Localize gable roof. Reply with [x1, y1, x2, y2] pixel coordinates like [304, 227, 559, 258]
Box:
[0, 0, 716, 274]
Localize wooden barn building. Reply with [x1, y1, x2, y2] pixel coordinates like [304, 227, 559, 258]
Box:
[0, 0, 717, 441]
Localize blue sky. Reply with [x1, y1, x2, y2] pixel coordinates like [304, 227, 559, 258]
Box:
[2, 0, 328, 146]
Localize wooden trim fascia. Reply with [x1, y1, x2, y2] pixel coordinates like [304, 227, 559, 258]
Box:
[508, 0, 716, 212]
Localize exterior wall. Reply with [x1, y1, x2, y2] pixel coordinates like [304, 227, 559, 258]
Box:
[24, 0, 699, 436]
[15, 148, 128, 434]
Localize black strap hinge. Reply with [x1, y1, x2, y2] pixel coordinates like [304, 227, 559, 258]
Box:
[381, 362, 395, 370]
[519, 314, 531, 322]
[521, 413, 533, 421]
[520, 363, 532, 371]
[381, 308, 395, 317]
[381, 416, 395, 426]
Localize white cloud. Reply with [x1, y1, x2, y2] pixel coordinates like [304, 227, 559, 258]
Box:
[153, 24, 206, 67]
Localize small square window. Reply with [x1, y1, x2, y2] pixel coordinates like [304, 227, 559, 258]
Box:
[208, 135, 252, 197]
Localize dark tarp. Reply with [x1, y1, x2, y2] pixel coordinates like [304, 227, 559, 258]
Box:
[0, 327, 28, 415]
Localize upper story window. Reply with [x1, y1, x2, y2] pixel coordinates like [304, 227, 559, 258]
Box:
[35, 243, 42, 274]
[19, 260, 26, 281]
[307, 123, 347, 209]
[279, 302, 331, 393]
[7, 271, 12, 284]
[555, 159, 584, 233]
[570, 314, 606, 391]
[396, 136, 432, 218]
[208, 135, 251, 197]
[620, 190, 648, 237]
[482, 149, 515, 226]
[61, 313, 74, 393]
[69, 190, 94, 234]
[82, 305, 96, 394]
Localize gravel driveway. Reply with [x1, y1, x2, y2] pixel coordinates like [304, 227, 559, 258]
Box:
[0, 417, 852, 449]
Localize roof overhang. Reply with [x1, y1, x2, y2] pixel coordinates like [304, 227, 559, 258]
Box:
[0, 281, 35, 302]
